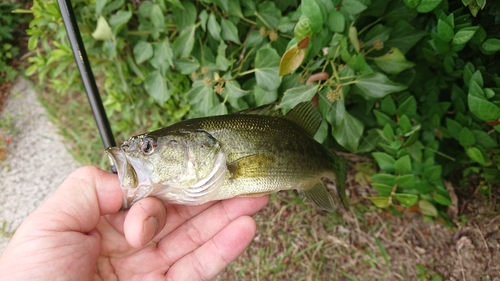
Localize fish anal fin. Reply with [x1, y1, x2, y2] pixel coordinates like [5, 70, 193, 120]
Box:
[227, 154, 275, 179]
[284, 102, 322, 136]
[299, 180, 336, 212]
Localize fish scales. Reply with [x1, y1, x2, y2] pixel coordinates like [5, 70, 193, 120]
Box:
[106, 102, 348, 211]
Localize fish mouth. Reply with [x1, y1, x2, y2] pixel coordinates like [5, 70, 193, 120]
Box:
[105, 147, 138, 209]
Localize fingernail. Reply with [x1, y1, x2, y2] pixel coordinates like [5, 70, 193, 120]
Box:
[142, 216, 159, 246]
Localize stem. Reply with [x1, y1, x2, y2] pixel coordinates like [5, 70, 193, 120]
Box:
[237, 68, 256, 76]
[358, 18, 382, 35]
[254, 12, 272, 29]
[241, 17, 257, 25]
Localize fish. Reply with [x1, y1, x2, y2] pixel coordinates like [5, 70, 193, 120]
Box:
[106, 102, 349, 211]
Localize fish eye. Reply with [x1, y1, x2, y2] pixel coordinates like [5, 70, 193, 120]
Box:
[141, 137, 157, 155]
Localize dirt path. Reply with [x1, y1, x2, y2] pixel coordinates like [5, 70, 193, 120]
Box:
[0, 78, 79, 250]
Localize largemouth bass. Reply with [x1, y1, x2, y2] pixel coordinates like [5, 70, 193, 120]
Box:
[106, 102, 348, 211]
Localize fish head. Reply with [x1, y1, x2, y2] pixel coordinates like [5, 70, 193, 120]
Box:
[106, 130, 224, 208]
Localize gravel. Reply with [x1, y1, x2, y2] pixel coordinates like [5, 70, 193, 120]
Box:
[0, 78, 80, 251]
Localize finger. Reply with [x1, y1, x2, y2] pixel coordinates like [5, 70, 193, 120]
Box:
[25, 166, 123, 233]
[165, 216, 257, 280]
[156, 195, 269, 264]
[123, 197, 167, 248]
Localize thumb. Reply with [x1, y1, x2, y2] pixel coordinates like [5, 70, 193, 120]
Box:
[27, 166, 123, 233]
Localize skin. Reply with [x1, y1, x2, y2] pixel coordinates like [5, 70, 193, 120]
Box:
[0, 166, 269, 281]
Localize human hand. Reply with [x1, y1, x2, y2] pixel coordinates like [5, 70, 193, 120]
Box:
[0, 166, 269, 280]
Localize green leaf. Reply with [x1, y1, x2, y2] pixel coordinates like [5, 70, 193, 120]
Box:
[150, 4, 165, 29]
[256, 2, 281, 29]
[403, 0, 421, 8]
[423, 165, 442, 181]
[354, 72, 407, 99]
[133, 41, 153, 64]
[395, 174, 415, 189]
[381, 95, 396, 116]
[279, 46, 305, 76]
[466, 147, 485, 165]
[167, 0, 184, 9]
[418, 200, 438, 216]
[348, 25, 360, 53]
[208, 102, 228, 116]
[199, 10, 208, 31]
[255, 48, 281, 91]
[216, 41, 232, 71]
[437, 19, 454, 42]
[397, 96, 417, 117]
[227, 0, 243, 18]
[144, 70, 169, 105]
[372, 152, 396, 172]
[416, 0, 442, 13]
[188, 80, 215, 114]
[109, 10, 132, 33]
[367, 197, 390, 208]
[302, 0, 324, 33]
[371, 174, 396, 186]
[294, 17, 313, 40]
[434, 193, 452, 206]
[173, 57, 200, 74]
[399, 115, 412, 134]
[393, 193, 418, 207]
[95, 0, 107, 15]
[373, 48, 415, 75]
[468, 94, 500, 121]
[341, 0, 368, 14]
[385, 21, 427, 54]
[471, 130, 497, 148]
[394, 155, 412, 174]
[371, 184, 393, 196]
[326, 10, 345, 33]
[458, 127, 475, 147]
[207, 13, 222, 41]
[482, 38, 500, 52]
[150, 39, 174, 70]
[172, 1, 197, 31]
[469, 70, 483, 87]
[278, 84, 318, 111]
[452, 27, 478, 45]
[331, 102, 364, 152]
[172, 25, 196, 58]
[445, 118, 462, 139]
[92, 16, 113, 41]
[382, 124, 395, 141]
[221, 18, 241, 44]
[254, 86, 278, 106]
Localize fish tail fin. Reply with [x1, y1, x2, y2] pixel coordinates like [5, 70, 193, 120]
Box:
[328, 152, 349, 210]
[299, 181, 336, 212]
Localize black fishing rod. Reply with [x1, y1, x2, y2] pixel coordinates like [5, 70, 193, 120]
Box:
[57, 0, 117, 173]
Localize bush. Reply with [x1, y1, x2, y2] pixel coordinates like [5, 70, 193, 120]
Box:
[0, 1, 28, 84]
[25, 0, 500, 219]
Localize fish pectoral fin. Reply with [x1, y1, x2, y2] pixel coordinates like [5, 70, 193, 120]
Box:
[298, 181, 336, 212]
[227, 154, 275, 179]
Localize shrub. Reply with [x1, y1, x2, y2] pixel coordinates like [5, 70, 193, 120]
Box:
[25, 0, 500, 219]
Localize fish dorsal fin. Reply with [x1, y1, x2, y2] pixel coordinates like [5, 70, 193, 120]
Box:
[283, 102, 322, 136]
[232, 103, 282, 117]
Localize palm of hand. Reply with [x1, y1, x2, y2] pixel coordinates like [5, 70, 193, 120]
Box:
[0, 167, 268, 281]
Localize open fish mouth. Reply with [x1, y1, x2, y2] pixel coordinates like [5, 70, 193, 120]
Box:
[105, 147, 139, 209]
